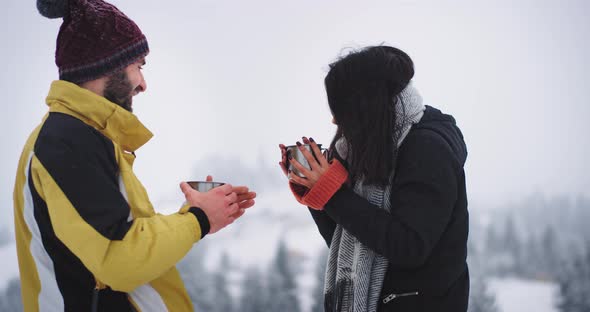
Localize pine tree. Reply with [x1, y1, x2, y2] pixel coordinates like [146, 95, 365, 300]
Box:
[469, 232, 490, 277]
[521, 233, 543, 279]
[485, 225, 501, 255]
[0, 278, 23, 312]
[211, 253, 234, 312]
[177, 244, 216, 311]
[468, 277, 499, 312]
[557, 241, 590, 312]
[310, 248, 329, 312]
[539, 226, 559, 280]
[502, 216, 521, 274]
[240, 266, 270, 312]
[267, 240, 301, 312]
[0, 228, 8, 246]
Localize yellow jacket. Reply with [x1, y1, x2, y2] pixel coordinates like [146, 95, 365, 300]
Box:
[13, 80, 206, 311]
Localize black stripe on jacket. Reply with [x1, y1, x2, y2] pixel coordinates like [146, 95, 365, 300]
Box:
[35, 113, 133, 240]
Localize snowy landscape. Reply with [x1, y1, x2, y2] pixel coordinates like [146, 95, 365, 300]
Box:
[1, 0, 589, 311]
[1, 157, 588, 311]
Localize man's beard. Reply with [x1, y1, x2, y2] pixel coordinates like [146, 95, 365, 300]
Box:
[104, 70, 134, 112]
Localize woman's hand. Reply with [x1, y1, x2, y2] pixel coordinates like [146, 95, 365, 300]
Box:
[279, 137, 348, 210]
[279, 144, 289, 177]
[288, 137, 330, 189]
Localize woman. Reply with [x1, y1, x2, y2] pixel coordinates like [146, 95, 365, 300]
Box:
[279, 46, 469, 311]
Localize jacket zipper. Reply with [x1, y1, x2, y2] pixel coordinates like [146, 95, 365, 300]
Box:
[382, 291, 419, 304]
[91, 285, 99, 312]
[92, 279, 107, 312]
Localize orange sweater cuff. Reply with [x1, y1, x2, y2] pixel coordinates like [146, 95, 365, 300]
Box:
[303, 159, 348, 210]
[289, 180, 309, 205]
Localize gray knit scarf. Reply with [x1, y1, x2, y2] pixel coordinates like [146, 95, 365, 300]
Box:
[324, 81, 425, 312]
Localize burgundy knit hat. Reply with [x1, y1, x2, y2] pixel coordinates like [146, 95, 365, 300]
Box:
[37, 0, 149, 84]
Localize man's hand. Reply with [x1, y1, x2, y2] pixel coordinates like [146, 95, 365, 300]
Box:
[180, 182, 239, 234]
[206, 175, 257, 219]
[180, 175, 257, 234]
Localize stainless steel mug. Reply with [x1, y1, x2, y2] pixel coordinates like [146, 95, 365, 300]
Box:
[187, 181, 225, 192]
[285, 144, 326, 179]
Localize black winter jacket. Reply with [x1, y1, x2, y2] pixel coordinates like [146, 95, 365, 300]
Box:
[310, 106, 469, 312]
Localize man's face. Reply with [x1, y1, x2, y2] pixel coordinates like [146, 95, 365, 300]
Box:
[103, 58, 147, 112]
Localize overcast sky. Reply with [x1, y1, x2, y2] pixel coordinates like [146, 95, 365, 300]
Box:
[1, 0, 589, 230]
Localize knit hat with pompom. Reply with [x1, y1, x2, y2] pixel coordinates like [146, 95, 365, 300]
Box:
[37, 0, 149, 83]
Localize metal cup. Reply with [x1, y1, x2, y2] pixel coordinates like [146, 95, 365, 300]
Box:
[187, 181, 225, 192]
[285, 144, 326, 179]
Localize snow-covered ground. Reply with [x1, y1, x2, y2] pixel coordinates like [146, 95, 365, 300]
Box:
[489, 277, 559, 312]
[0, 188, 562, 312]
[176, 188, 328, 312]
[172, 188, 564, 312]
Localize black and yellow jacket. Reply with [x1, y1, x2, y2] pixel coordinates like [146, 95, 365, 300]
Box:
[13, 80, 209, 311]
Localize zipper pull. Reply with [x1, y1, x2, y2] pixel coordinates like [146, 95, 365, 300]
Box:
[383, 293, 396, 304]
[382, 291, 419, 304]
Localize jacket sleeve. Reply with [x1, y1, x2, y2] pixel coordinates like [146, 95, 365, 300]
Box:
[322, 130, 459, 269]
[31, 127, 209, 292]
[308, 208, 337, 247]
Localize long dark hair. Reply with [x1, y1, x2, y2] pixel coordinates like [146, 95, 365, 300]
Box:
[325, 46, 415, 186]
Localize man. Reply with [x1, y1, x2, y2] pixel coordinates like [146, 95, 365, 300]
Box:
[13, 0, 256, 311]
